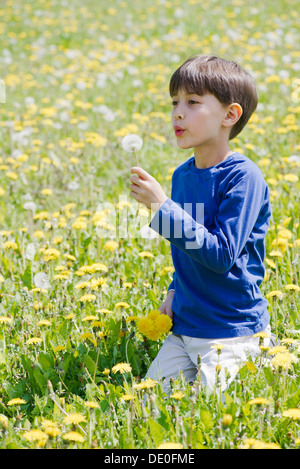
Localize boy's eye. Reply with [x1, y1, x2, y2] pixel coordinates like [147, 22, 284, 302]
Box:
[172, 101, 178, 106]
[189, 100, 199, 104]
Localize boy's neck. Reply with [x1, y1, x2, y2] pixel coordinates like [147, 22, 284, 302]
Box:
[193, 144, 233, 169]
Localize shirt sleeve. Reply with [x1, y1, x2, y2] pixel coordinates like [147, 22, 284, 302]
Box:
[149, 169, 268, 275]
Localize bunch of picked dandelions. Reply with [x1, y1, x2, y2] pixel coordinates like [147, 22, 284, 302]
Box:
[121, 134, 143, 166]
[138, 310, 172, 341]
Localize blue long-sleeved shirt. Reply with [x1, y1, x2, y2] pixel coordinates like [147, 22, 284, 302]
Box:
[150, 153, 271, 338]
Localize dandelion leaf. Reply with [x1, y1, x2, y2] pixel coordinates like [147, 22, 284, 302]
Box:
[38, 352, 54, 372]
[20, 263, 32, 290]
[263, 366, 275, 385]
[124, 340, 142, 375]
[83, 354, 97, 377]
[200, 407, 213, 432]
[33, 367, 47, 392]
[148, 418, 165, 447]
[147, 289, 160, 307]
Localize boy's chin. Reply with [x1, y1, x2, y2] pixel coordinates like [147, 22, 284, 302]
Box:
[177, 141, 192, 150]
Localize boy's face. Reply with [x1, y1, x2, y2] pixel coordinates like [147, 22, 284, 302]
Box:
[171, 89, 229, 154]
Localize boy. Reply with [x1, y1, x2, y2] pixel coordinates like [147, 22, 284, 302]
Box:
[129, 55, 271, 392]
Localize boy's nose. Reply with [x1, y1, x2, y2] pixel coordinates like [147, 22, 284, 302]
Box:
[173, 108, 184, 120]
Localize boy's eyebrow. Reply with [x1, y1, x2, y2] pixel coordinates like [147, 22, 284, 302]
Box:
[171, 92, 202, 98]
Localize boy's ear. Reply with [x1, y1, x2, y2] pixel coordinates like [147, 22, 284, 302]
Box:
[223, 103, 243, 127]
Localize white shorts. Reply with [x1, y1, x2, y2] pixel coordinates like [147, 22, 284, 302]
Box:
[146, 325, 271, 393]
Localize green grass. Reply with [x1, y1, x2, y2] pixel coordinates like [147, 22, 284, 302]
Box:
[0, 0, 299, 449]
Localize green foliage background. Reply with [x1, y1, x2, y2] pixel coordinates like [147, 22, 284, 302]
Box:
[0, 0, 299, 449]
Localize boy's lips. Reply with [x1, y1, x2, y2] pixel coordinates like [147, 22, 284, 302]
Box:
[174, 125, 185, 137]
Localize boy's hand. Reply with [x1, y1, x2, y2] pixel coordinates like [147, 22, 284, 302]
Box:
[130, 166, 168, 210]
[159, 290, 174, 321]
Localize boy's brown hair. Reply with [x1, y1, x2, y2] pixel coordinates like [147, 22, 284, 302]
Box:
[169, 55, 258, 140]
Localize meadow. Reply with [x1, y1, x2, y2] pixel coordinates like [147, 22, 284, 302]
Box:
[0, 0, 299, 449]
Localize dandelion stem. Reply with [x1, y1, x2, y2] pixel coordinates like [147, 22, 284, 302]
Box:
[133, 149, 139, 167]
[47, 381, 87, 436]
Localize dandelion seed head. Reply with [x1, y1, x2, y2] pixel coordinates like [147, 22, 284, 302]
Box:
[121, 134, 143, 153]
[34, 272, 51, 290]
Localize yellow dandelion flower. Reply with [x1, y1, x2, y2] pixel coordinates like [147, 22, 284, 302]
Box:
[138, 317, 158, 340]
[0, 316, 13, 324]
[281, 338, 297, 345]
[54, 345, 66, 353]
[245, 361, 258, 373]
[0, 414, 8, 429]
[115, 301, 130, 308]
[65, 313, 75, 320]
[277, 229, 293, 240]
[63, 413, 86, 425]
[138, 251, 154, 258]
[97, 308, 113, 314]
[79, 333, 97, 346]
[41, 188, 53, 196]
[138, 310, 172, 341]
[103, 240, 118, 251]
[85, 401, 100, 409]
[64, 253, 77, 261]
[171, 391, 185, 400]
[121, 394, 135, 401]
[253, 331, 270, 339]
[157, 443, 183, 449]
[155, 313, 172, 334]
[23, 429, 48, 446]
[43, 426, 61, 438]
[33, 230, 44, 239]
[268, 250, 283, 258]
[133, 378, 158, 390]
[283, 174, 298, 183]
[80, 262, 108, 273]
[241, 438, 280, 449]
[271, 352, 297, 370]
[82, 315, 98, 322]
[53, 272, 71, 280]
[7, 398, 26, 406]
[247, 397, 272, 405]
[79, 293, 96, 302]
[89, 277, 107, 290]
[211, 343, 225, 351]
[41, 419, 60, 431]
[160, 266, 175, 275]
[268, 345, 288, 355]
[92, 320, 104, 328]
[27, 337, 43, 345]
[282, 408, 300, 420]
[266, 290, 284, 300]
[71, 219, 87, 230]
[37, 319, 51, 326]
[43, 248, 60, 261]
[112, 362, 132, 374]
[62, 431, 85, 443]
[123, 282, 133, 288]
[222, 414, 233, 426]
[284, 284, 300, 292]
[3, 241, 18, 250]
[75, 281, 90, 289]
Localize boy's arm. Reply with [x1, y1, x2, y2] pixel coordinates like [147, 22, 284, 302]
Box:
[149, 169, 270, 275]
